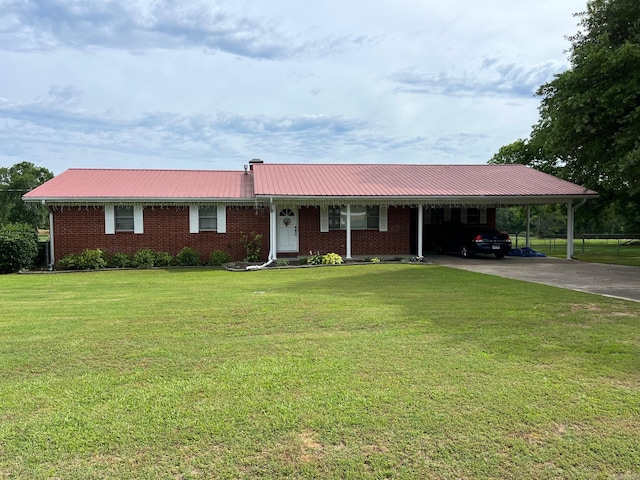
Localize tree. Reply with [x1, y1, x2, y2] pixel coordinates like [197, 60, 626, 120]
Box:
[491, 0, 640, 231]
[0, 162, 54, 228]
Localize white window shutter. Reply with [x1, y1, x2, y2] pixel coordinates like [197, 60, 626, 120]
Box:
[320, 206, 329, 232]
[105, 205, 115, 234]
[444, 207, 451, 222]
[217, 205, 226, 233]
[189, 206, 199, 234]
[134, 205, 144, 234]
[379, 205, 388, 232]
[480, 208, 487, 224]
[460, 207, 467, 224]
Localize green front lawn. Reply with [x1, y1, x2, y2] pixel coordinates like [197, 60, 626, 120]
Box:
[1, 266, 639, 479]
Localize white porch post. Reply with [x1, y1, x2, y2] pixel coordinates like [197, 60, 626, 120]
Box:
[567, 201, 574, 259]
[526, 205, 531, 248]
[270, 199, 277, 261]
[417, 205, 423, 257]
[346, 204, 352, 259]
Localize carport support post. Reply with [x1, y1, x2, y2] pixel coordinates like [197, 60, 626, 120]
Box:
[567, 201, 574, 259]
[526, 205, 531, 248]
[346, 204, 352, 259]
[417, 205, 423, 257]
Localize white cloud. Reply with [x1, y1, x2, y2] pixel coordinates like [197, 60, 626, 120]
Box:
[0, 0, 587, 173]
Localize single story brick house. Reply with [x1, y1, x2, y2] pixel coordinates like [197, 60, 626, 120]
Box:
[23, 161, 598, 266]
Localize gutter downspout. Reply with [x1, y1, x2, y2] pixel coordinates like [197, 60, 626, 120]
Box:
[246, 197, 276, 270]
[48, 205, 55, 270]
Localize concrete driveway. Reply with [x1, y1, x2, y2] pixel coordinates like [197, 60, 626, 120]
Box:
[425, 254, 640, 303]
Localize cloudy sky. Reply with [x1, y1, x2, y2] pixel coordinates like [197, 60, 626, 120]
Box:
[1, 0, 586, 174]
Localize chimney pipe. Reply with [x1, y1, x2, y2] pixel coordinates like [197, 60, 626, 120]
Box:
[248, 158, 263, 171]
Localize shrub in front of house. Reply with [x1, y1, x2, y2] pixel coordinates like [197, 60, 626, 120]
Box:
[59, 248, 107, 270]
[240, 232, 263, 263]
[322, 253, 344, 265]
[133, 248, 156, 269]
[0, 223, 39, 274]
[307, 252, 323, 265]
[153, 251, 174, 267]
[108, 252, 132, 268]
[79, 248, 107, 269]
[175, 247, 202, 266]
[208, 249, 232, 266]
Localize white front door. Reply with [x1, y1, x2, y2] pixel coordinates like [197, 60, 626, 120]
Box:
[276, 207, 298, 253]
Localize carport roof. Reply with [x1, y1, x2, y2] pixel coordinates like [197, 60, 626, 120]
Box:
[252, 163, 598, 199]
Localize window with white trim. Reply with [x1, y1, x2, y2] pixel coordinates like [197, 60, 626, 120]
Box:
[189, 205, 227, 234]
[199, 207, 217, 231]
[115, 206, 134, 232]
[328, 206, 380, 230]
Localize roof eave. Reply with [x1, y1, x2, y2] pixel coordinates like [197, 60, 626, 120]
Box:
[24, 196, 262, 205]
[255, 193, 599, 206]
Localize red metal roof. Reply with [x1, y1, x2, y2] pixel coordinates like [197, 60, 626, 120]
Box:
[252, 163, 597, 198]
[24, 168, 255, 201]
[24, 164, 597, 203]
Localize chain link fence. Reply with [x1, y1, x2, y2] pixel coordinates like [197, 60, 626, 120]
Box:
[510, 233, 640, 257]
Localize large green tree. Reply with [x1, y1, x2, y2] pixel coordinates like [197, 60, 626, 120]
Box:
[0, 162, 54, 228]
[491, 0, 640, 231]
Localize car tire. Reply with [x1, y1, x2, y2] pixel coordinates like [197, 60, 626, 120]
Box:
[494, 252, 506, 259]
[460, 246, 472, 258]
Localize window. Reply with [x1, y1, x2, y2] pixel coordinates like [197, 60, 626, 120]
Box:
[115, 206, 134, 232]
[199, 207, 217, 231]
[466, 208, 481, 224]
[328, 206, 380, 230]
[189, 205, 227, 234]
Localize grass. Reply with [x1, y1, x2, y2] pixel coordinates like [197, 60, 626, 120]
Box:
[522, 237, 640, 267]
[1, 265, 639, 479]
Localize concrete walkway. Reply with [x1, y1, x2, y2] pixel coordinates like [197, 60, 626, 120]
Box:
[425, 254, 640, 303]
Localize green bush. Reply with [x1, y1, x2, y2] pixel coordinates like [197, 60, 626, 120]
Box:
[78, 249, 107, 269]
[240, 232, 263, 263]
[58, 253, 81, 270]
[175, 247, 202, 266]
[58, 249, 107, 270]
[108, 252, 132, 268]
[322, 253, 344, 265]
[307, 252, 324, 265]
[208, 249, 232, 266]
[0, 223, 39, 274]
[153, 251, 174, 267]
[133, 248, 156, 269]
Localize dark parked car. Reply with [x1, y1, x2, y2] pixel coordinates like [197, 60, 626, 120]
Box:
[434, 224, 512, 259]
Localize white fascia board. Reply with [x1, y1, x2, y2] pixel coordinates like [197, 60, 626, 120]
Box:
[255, 194, 599, 206]
[29, 197, 261, 206]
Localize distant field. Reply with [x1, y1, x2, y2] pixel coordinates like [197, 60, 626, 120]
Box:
[1, 266, 639, 479]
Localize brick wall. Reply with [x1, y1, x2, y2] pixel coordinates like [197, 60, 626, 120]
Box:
[51, 204, 497, 263]
[51, 205, 270, 264]
[297, 206, 412, 256]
